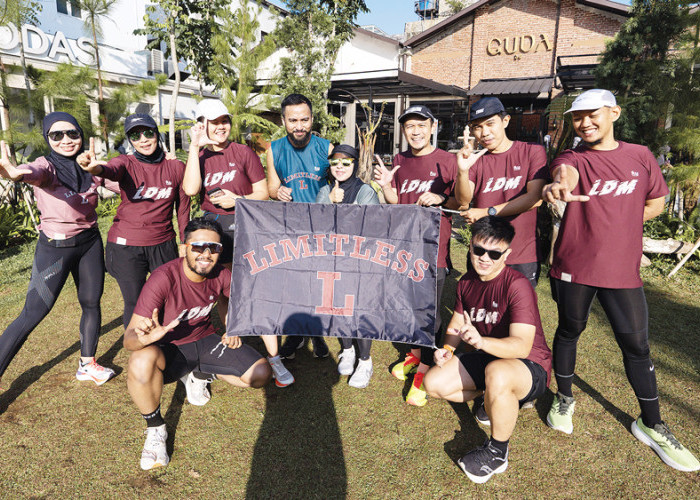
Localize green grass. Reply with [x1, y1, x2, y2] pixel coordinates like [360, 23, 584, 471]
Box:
[0, 225, 698, 498]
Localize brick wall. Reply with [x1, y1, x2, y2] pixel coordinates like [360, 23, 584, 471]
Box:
[410, 0, 625, 90]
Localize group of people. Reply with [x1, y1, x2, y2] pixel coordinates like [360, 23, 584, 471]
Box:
[0, 88, 698, 480]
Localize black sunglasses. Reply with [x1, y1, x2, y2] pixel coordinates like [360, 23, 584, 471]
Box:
[188, 241, 223, 254]
[48, 129, 81, 141]
[127, 129, 157, 141]
[472, 244, 508, 260]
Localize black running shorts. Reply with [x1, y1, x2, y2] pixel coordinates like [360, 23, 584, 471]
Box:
[158, 333, 263, 383]
[457, 351, 547, 407]
[106, 239, 178, 281]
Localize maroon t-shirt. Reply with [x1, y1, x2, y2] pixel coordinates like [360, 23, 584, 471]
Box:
[550, 141, 668, 288]
[133, 258, 231, 345]
[454, 266, 552, 385]
[101, 155, 190, 246]
[469, 141, 547, 264]
[199, 142, 266, 215]
[391, 148, 457, 269]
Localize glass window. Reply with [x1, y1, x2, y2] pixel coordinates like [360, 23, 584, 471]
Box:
[56, 0, 68, 14]
[70, 1, 81, 17]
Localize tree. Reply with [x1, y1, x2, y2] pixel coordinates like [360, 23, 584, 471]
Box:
[209, 0, 280, 143]
[273, 0, 368, 142]
[444, 0, 468, 14]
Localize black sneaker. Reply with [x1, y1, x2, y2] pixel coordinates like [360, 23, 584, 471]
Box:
[280, 336, 305, 360]
[473, 396, 490, 426]
[311, 337, 329, 358]
[457, 440, 508, 484]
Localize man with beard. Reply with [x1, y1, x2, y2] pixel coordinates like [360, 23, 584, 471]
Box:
[124, 218, 271, 470]
[267, 93, 334, 358]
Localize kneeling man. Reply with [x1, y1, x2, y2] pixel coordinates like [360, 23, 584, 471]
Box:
[124, 217, 271, 470]
[424, 216, 551, 483]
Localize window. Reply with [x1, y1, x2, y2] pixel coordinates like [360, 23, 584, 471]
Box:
[57, 0, 82, 18]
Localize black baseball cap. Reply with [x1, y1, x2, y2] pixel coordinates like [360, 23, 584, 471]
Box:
[328, 144, 359, 160]
[398, 105, 436, 123]
[468, 97, 506, 122]
[124, 113, 158, 134]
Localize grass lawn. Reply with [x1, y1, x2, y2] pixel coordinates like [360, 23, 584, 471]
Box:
[0, 219, 698, 498]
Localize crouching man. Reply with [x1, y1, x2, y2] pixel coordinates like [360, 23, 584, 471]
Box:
[423, 216, 552, 483]
[124, 217, 271, 470]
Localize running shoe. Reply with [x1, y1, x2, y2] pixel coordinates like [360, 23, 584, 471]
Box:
[279, 336, 305, 360]
[312, 337, 330, 358]
[140, 424, 169, 470]
[75, 359, 115, 386]
[180, 372, 211, 406]
[348, 358, 373, 389]
[337, 347, 356, 376]
[631, 418, 700, 472]
[457, 440, 508, 484]
[406, 372, 427, 407]
[269, 355, 295, 387]
[473, 396, 490, 426]
[547, 392, 575, 434]
[391, 353, 420, 381]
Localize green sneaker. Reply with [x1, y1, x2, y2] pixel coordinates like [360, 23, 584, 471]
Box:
[547, 393, 575, 434]
[631, 418, 700, 472]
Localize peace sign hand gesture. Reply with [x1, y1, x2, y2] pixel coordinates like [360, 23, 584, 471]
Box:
[542, 164, 590, 203]
[456, 129, 488, 172]
[189, 120, 219, 149]
[453, 312, 484, 350]
[76, 138, 107, 175]
[133, 308, 180, 344]
[373, 154, 401, 188]
[0, 141, 31, 181]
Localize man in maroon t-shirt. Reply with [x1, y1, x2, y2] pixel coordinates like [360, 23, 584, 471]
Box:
[423, 216, 551, 484]
[124, 218, 271, 470]
[543, 89, 698, 472]
[455, 97, 547, 288]
[373, 105, 461, 407]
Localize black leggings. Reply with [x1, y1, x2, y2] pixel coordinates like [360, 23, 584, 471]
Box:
[550, 278, 661, 426]
[339, 338, 372, 360]
[0, 232, 104, 377]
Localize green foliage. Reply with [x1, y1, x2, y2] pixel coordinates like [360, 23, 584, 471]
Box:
[0, 0, 41, 27]
[209, 0, 281, 143]
[644, 211, 698, 242]
[0, 203, 35, 248]
[273, 0, 368, 143]
[444, 0, 467, 13]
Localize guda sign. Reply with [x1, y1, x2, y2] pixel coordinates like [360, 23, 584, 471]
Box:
[487, 33, 553, 56]
[0, 23, 94, 65]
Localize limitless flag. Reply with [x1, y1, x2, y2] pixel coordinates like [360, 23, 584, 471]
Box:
[226, 200, 440, 347]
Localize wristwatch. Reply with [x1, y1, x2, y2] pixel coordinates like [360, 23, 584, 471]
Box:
[487, 206, 497, 216]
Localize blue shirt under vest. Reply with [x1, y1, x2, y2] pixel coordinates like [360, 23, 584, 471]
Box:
[271, 134, 331, 203]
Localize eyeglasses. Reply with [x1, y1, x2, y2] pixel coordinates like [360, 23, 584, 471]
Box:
[472, 244, 508, 260]
[127, 129, 157, 142]
[47, 129, 81, 142]
[329, 158, 354, 168]
[188, 241, 223, 254]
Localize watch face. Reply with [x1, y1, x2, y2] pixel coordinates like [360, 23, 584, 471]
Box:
[488, 207, 497, 216]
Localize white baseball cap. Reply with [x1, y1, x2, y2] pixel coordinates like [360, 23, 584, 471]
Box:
[564, 89, 617, 114]
[195, 99, 231, 121]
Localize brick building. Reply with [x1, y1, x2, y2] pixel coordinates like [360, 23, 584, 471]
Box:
[403, 0, 630, 146]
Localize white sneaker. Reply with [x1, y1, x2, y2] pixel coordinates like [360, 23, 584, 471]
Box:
[337, 347, 356, 376]
[349, 358, 373, 389]
[75, 359, 115, 386]
[140, 424, 169, 470]
[269, 355, 295, 387]
[180, 372, 211, 406]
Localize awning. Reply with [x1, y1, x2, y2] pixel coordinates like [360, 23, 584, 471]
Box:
[467, 76, 553, 97]
[329, 69, 469, 101]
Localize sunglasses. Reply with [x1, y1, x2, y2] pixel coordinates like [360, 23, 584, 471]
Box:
[329, 158, 354, 168]
[472, 244, 508, 260]
[188, 241, 223, 254]
[47, 129, 81, 142]
[127, 129, 157, 142]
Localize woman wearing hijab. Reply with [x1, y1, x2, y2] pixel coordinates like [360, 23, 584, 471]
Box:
[78, 114, 190, 330]
[0, 112, 117, 387]
[183, 100, 295, 389]
[316, 145, 379, 388]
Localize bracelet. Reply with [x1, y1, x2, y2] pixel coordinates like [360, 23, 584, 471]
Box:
[442, 344, 455, 353]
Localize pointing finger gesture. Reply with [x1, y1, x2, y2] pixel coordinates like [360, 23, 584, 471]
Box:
[542, 164, 590, 203]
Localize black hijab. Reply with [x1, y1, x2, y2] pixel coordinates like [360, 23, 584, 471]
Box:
[124, 113, 165, 164]
[130, 135, 165, 164]
[42, 112, 92, 193]
[329, 145, 365, 204]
